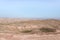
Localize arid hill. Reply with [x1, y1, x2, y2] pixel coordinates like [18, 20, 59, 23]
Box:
[0, 18, 60, 40]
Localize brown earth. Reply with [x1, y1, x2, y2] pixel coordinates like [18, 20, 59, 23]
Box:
[0, 18, 60, 40]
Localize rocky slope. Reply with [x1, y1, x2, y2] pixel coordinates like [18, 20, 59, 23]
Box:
[0, 18, 60, 40]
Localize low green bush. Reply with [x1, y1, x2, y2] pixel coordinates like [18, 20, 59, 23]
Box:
[21, 29, 32, 33]
[40, 27, 56, 33]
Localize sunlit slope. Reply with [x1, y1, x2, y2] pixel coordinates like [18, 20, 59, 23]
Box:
[0, 19, 60, 34]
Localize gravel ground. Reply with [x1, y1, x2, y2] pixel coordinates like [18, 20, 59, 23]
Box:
[0, 33, 60, 40]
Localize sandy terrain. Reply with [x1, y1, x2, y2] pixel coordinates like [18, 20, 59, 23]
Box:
[0, 18, 60, 40]
[0, 33, 60, 40]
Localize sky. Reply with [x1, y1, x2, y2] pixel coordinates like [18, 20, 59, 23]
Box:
[0, 0, 60, 18]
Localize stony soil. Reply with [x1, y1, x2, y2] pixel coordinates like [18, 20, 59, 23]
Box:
[0, 18, 60, 40]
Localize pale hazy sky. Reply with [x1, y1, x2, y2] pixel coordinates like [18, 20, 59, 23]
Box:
[0, 0, 60, 18]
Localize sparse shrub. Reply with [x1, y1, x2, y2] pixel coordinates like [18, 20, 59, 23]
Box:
[39, 27, 56, 33]
[20, 29, 32, 33]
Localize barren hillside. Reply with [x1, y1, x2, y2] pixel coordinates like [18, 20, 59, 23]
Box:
[0, 18, 60, 40]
